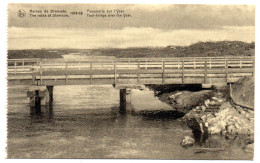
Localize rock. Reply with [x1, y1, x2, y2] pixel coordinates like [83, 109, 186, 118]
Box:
[246, 136, 254, 144]
[204, 99, 211, 107]
[236, 106, 245, 115]
[225, 134, 238, 140]
[247, 110, 254, 114]
[216, 92, 223, 97]
[244, 143, 254, 153]
[235, 106, 242, 110]
[180, 136, 195, 147]
[201, 115, 207, 121]
[234, 118, 242, 125]
[201, 105, 206, 112]
[209, 100, 217, 106]
[220, 129, 227, 136]
[169, 92, 182, 99]
[184, 100, 254, 137]
[206, 114, 214, 119]
[240, 110, 246, 115]
[205, 122, 209, 127]
[213, 112, 219, 117]
[225, 115, 232, 120]
[234, 123, 240, 129]
[211, 97, 219, 101]
[247, 128, 254, 135]
[245, 113, 250, 118]
[208, 125, 222, 134]
[185, 117, 206, 134]
[155, 91, 160, 95]
[216, 98, 224, 103]
[226, 124, 236, 134]
[226, 121, 234, 126]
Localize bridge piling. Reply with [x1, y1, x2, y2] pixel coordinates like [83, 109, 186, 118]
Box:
[27, 87, 51, 106]
[46, 86, 54, 102]
[34, 90, 41, 114]
[119, 88, 131, 114]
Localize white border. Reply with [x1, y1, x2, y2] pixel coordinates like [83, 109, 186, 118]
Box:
[0, 0, 258, 163]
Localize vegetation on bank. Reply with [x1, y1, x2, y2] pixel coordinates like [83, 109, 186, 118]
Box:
[8, 41, 255, 59]
[7, 49, 79, 59]
[93, 41, 255, 58]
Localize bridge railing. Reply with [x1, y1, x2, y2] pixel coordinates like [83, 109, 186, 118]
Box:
[7, 58, 40, 74]
[7, 56, 254, 85]
[7, 56, 254, 73]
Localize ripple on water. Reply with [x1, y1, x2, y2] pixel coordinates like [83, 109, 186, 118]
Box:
[7, 85, 253, 159]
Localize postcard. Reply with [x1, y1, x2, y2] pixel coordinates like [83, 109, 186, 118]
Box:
[5, 3, 255, 160]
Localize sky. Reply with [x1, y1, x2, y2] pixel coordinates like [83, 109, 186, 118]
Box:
[8, 4, 255, 49]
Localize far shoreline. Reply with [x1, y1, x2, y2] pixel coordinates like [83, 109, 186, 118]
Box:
[8, 41, 255, 59]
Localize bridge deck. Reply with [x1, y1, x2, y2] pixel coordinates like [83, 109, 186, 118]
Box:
[7, 56, 254, 86]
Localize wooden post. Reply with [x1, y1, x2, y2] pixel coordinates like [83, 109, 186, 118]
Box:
[35, 90, 41, 114]
[162, 60, 165, 84]
[114, 61, 117, 85]
[119, 88, 131, 114]
[46, 86, 54, 102]
[126, 88, 131, 110]
[240, 57, 242, 69]
[41, 89, 49, 106]
[14, 61, 17, 75]
[120, 89, 126, 114]
[40, 60, 42, 85]
[193, 58, 196, 69]
[209, 58, 212, 69]
[253, 58, 255, 77]
[178, 58, 180, 69]
[225, 59, 228, 83]
[182, 60, 184, 84]
[90, 62, 93, 84]
[22, 59, 25, 71]
[65, 62, 68, 85]
[204, 61, 208, 84]
[32, 69, 36, 85]
[137, 60, 140, 84]
[128, 59, 131, 69]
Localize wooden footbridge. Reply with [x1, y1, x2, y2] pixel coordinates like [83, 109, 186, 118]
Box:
[7, 56, 255, 113]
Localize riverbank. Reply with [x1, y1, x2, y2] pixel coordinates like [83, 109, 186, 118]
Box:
[7, 49, 77, 59]
[152, 77, 254, 153]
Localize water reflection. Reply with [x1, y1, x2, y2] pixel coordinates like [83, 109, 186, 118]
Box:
[7, 85, 253, 159]
[30, 102, 53, 121]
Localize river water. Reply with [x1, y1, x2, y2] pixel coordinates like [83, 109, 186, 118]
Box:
[7, 85, 252, 159]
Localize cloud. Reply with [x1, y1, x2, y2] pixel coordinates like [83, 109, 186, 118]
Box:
[8, 26, 255, 49]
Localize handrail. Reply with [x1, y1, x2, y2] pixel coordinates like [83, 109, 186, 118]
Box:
[7, 56, 255, 87]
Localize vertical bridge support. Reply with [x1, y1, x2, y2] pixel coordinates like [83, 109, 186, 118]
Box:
[27, 86, 54, 108]
[114, 84, 142, 114]
[46, 86, 54, 102]
[119, 88, 132, 114]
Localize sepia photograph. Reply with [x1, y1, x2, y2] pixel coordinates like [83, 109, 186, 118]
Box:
[4, 2, 255, 160]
